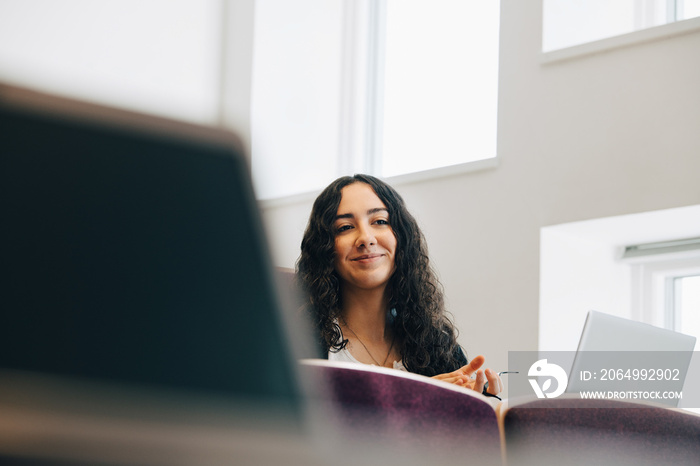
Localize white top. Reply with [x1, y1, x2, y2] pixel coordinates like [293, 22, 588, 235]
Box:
[328, 346, 407, 372]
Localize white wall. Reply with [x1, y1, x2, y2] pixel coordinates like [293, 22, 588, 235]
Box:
[540, 223, 633, 352]
[261, 0, 700, 374]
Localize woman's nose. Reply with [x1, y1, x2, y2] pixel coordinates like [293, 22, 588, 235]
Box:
[355, 224, 376, 248]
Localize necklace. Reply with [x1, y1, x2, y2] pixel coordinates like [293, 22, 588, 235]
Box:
[341, 317, 395, 367]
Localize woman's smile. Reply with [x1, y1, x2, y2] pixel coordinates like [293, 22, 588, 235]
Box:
[352, 253, 384, 263]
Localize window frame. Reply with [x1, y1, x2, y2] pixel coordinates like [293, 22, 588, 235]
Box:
[541, 3, 700, 65]
[340, 0, 500, 185]
[667, 272, 700, 332]
[628, 252, 700, 331]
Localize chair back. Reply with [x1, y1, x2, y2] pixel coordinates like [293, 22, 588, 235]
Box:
[502, 397, 700, 466]
[300, 359, 502, 464]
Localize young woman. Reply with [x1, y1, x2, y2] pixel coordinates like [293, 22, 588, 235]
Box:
[297, 174, 502, 396]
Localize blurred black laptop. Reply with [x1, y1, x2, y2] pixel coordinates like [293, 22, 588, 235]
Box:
[0, 84, 316, 464]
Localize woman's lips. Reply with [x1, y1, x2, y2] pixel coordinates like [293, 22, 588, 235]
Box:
[352, 254, 382, 263]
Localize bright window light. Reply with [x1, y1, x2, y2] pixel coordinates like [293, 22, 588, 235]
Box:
[380, 0, 500, 177]
[686, 0, 700, 18]
[674, 275, 700, 349]
[543, 0, 700, 52]
[0, 0, 222, 124]
[251, 0, 343, 200]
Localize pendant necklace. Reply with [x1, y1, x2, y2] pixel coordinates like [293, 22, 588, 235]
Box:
[341, 317, 395, 367]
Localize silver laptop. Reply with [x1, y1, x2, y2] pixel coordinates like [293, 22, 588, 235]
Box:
[566, 311, 697, 407]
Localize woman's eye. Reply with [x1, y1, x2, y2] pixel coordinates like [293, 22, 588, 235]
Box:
[337, 225, 353, 233]
[374, 219, 389, 225]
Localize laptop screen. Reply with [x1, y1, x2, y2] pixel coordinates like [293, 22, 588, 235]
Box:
[566, 311, 697, 406]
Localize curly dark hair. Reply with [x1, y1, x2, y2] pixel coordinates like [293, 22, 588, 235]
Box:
[296, 174, 466, 376]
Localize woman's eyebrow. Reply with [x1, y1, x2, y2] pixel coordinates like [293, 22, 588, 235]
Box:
[335, 207, 388, 220]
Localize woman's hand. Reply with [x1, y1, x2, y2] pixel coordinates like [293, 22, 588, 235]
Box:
[432, 355, 503, 397]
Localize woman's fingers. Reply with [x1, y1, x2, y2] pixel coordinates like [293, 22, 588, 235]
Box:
[458, 355, 485, 377]
[484, 368, 503, 395]
[471, 369, 487, 394]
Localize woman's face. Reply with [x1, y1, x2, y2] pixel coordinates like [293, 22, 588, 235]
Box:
[333, 182, 397, 293]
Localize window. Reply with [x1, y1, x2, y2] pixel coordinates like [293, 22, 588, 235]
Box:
[670, 274, 700, 345]
[251, 0, 344, 200]
[624, 238, 700, 350]
[543, 0, 700, 53]
[379, 0, 500, 178]
[0, 0, 222, 125]
[252, 0, 501, 200]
